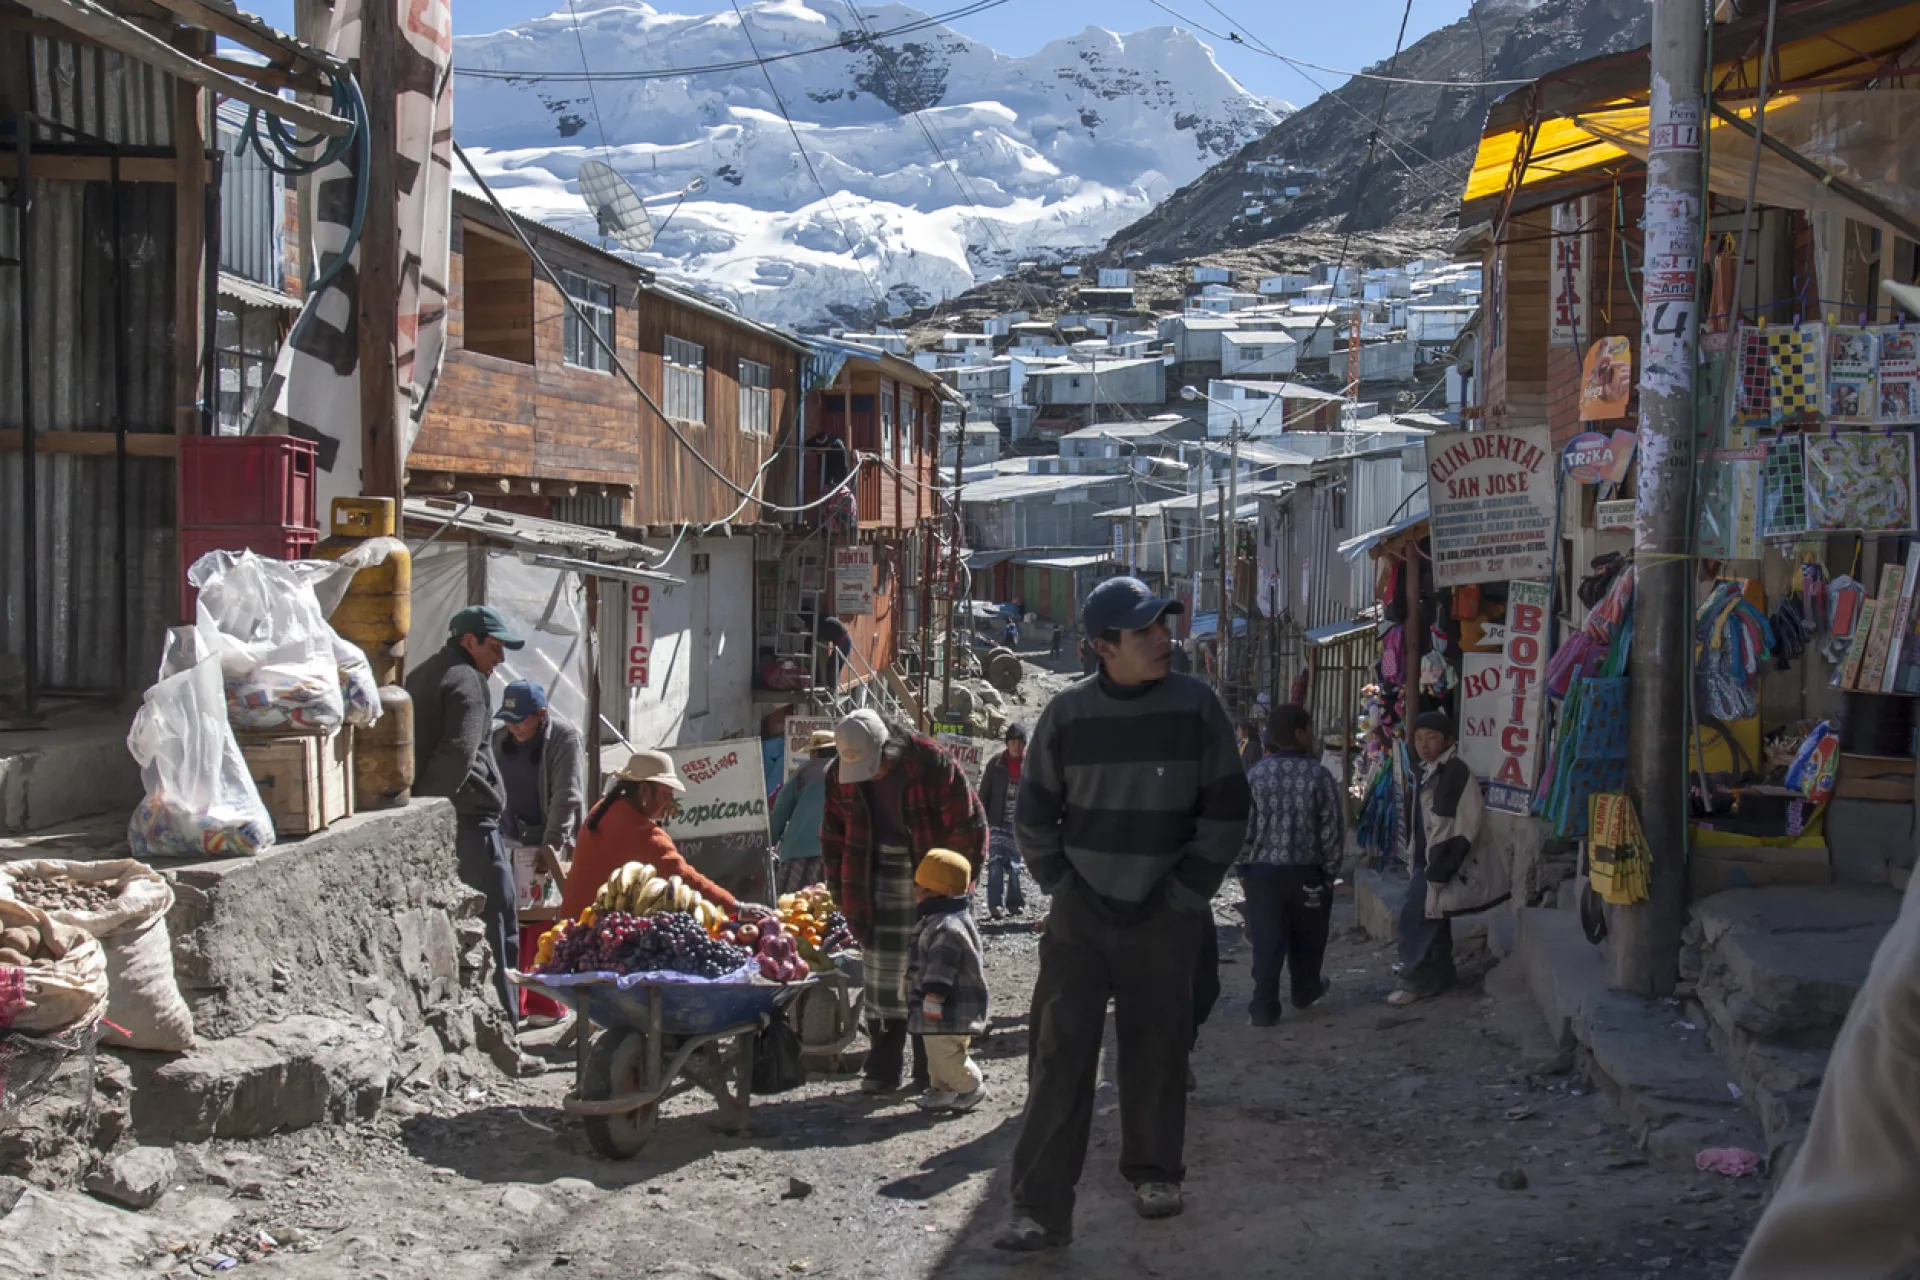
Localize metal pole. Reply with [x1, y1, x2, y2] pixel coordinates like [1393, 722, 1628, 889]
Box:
[1617, 0, 1705, 996]
[586, 580, 602, 797]
[111, 154, 130, 690]
[1128, 463, 1138, 578]
[201, 149, 222, 436]
[940, 419, 961, 717]
[1215, 481, 1228, 703]
[15, 119, 38, 722]
[1225, 413, 1240, 701]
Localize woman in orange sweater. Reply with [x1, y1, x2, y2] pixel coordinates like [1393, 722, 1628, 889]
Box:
[559, 750, 738, 920]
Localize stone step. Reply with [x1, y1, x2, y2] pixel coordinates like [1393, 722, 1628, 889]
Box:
[0, 715, 142, 836]
[1353, 866, 1496, 951]
[1691, 886, 1900, 1041]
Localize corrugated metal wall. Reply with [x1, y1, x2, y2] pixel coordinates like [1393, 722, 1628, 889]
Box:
[217, 108, 282, 287]
[28, 39, 174, 148]
[1, 178, 179, 691]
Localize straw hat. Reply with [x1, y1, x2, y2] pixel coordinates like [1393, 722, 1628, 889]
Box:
[805, 729, 838, 753]
[616, 748, 686, 792]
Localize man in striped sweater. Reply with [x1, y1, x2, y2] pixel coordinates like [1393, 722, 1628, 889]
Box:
[997, 577, 1251, 1251]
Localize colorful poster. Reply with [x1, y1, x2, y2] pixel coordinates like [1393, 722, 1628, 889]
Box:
[1563, 430, 1637, 485]
[1424, 424, 1557, 587]
[1827, 325, 1876, 424]
[1880, 328, 1920, 424]
[1803, 432, 1916, 533]
[1768, 323, 1827, 426]
[1579, 337, 1632, 420]
[833, 545, 874, 615]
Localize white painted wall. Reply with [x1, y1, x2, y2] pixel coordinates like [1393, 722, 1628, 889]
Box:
[623, 535, 756, 752]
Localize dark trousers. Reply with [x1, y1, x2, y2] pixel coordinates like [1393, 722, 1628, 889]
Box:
[863, 1018, 927, 1085]
[1011, 884, 1206, 1237]
[456, 817, 520, 1024]
[1396, 855, 1455, 996]
[1240, 865, 1333, 1016]
[1191, 919, 1220, 1046]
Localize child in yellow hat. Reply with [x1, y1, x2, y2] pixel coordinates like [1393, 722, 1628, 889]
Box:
[907, 848, 989, 1113]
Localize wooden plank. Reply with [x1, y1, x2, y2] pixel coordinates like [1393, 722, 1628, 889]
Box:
[0, 430, 178, 457]
[0, 154, 175, 182]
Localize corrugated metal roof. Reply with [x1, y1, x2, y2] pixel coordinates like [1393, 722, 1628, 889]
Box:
[219, 272, 300, 311]
[956, 472, 1119, 502]
[1014, 552, 1113, 569]
[403, 499, 657, 560]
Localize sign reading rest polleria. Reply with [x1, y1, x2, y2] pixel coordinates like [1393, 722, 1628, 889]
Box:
[1424, 425, 1556, 587]
[657, 737, 773, 901]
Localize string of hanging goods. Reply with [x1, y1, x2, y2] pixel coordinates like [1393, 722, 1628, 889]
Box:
[1695, 581, 1777, 724]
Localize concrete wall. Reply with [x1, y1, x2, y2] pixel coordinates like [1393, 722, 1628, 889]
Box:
[623, 535, 757, 751]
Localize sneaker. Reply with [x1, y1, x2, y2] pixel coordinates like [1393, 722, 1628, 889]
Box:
[1385, 987, 1431, 1007]
[993, 1216, 1069, 1251]
[990, 907, 1007, 921]
[948, 1083, 989, 1112]
[915, 1090, 959, 1112]
[1134, 1182, 1184, 1219]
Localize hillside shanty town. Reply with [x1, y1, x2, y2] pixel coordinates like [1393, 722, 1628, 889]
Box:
[2, 0, 1919, 1274]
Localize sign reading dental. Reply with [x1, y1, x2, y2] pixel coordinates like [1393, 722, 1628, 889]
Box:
[833, 546, 874, 615]
[1424, 424, 1556, 587]
[658, 737, 772, 900]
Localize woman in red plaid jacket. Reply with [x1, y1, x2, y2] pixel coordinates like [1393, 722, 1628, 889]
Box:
[822, 709, 987, 1093]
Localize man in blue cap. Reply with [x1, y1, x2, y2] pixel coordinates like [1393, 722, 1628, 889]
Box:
[998, 576, 1250, 1250]
[407, 605, 526, 1025]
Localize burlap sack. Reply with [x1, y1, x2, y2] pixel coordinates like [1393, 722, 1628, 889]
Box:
[0, 898, 107, 1034]
[0, 860, 192, 1050]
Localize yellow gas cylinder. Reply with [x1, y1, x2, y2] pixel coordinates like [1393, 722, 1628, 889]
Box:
[315, 497, 414, 809]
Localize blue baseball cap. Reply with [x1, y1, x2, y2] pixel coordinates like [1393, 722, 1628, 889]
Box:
[496, 679, 548, 723]
[1083, 576, 1184, 635]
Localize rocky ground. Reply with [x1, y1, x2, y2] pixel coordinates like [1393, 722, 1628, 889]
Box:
[2, 655, 1770, 1279]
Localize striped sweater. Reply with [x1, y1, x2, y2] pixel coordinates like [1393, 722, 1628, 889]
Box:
[1015, 671, 1251, 915]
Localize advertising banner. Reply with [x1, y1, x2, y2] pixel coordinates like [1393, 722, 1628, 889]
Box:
[936, 734, 991, 786]
[1425, 425, 1556, 586]
[834, 546, 874, 615]
[658, 737, 771, 899]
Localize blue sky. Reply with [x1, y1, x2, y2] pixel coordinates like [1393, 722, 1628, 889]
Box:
[249, 0, 1476, 106]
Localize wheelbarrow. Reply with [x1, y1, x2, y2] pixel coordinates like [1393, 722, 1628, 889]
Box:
[510, 969, 812, 1159]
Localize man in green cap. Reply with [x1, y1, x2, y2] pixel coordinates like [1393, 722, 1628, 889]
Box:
[407, 605, 526, 1024]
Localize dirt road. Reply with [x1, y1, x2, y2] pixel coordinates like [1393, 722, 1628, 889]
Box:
[65, 884, 1764, 1280]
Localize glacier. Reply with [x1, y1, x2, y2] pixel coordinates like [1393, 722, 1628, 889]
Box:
[452, 0, 1287, 328]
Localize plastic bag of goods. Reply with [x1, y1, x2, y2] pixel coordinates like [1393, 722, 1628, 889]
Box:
[188, 550, 347, 731]
[127, 619, 275, 859]
[0, 860, 195, 1051]
[333, 634, 382, 728]
[0, 897, 108, 1035]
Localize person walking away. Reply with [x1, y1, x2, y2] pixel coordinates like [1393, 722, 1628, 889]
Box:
[978, 724, 1029, 919]
[1236, 718, 1265, 772]
[491, 679, 586, 1026]
[816, 615, 853, 691]
[408, 605, 524, 1024]
[1388, 712, 1507, 1006]
[769, 731, 835, 894]
[907, 848, 990, 1114]
[559, 751, 737, 921]
[999, 576, 1250, 1249]
[1237, 704, 1343, 1025]
[1730, 868, 1920, 1280]
[1049, 625, 1064, 658]
[821, 708, 986, 1094]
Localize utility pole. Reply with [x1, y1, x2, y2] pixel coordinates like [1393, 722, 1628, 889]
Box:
[1224, 414, 1240, 703]
[1216, 480, 1229, 705]
[941, 419, 963, 718]
[1616, 0, 1705, 996]
[355, 0, 404, 503]
[1128, 459, 1139, 577]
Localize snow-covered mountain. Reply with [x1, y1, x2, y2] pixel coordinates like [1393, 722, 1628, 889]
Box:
[452, 1, 1288, 328]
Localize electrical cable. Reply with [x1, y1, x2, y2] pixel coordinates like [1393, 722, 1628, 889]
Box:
[729, 0, 893, 315]
[563, 0, 616, 161]
[453, 138, 874, 515]
[239, 71, 369, 303]
[453, 0, 1013, 80]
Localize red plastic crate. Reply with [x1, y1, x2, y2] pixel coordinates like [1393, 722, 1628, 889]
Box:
[179, 524, 319, 621]
[178, 435, 319, 530]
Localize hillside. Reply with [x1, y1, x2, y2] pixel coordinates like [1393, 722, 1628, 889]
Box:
[1103, 0, 1653, 262]
[451, 2, 1288, 328]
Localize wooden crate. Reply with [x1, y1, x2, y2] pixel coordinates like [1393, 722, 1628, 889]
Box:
[237, 727, 354, 837]
[1836, 753, 1916, 803]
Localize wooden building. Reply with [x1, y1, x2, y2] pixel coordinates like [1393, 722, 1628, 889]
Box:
[410, 192, 806, 528]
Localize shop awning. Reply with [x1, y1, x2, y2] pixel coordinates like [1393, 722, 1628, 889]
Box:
[403, 498, 680, 583]
[219, 273, 302, 312]
[1338, 510, 1429, 562]
[1458, 0, 1920, 227]
[1306, 619, 1375, 646]
[965, 549, 1015, 570]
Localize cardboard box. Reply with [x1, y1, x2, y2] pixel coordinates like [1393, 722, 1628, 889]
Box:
[237, 727, 354, 837]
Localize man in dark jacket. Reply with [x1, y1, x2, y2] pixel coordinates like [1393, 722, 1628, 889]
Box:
[407, 605, 523, 1022]
[1000, 576, 1250, 1249]
[977, 723, 1028, 919]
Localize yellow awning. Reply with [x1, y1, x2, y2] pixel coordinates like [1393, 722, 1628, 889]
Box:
[1458, 0, 1920, 227]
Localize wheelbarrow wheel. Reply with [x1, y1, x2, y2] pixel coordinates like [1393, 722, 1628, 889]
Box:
[582, 1027, 659, 1159]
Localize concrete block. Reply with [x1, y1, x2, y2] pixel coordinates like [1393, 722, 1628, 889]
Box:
[124, 1015, 392, 1143]
[1355, 869, 1403, 941]
[84, 1146, 176, 1210]
[164, 799, 466, 1039]
[1515, 906, 1608, 1047]
[0, 716, 143, 835]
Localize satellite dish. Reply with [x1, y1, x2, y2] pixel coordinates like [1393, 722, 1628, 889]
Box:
[577, 159, 656, 253]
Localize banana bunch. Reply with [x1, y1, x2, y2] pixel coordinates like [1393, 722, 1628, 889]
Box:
[591, 862, 729, 930]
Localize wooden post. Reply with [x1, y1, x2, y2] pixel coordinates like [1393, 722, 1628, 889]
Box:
[1402, 544, 1420, 743]
[171, 28, 210, 439]
[586, 580, 602, 798]
[355, 0, 404, 501]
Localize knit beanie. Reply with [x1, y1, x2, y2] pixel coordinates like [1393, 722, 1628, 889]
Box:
[914, 848, 972, 897]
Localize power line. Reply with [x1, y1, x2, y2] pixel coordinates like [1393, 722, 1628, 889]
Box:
[562, 0, 612, 160]
[1150, 0, 1535, 88]
[454, 0, 1012, 81]
[729, 0, 892, 316]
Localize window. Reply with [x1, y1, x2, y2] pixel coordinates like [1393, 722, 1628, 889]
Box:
[214, 304, 283, 434]
[461, 223, 535, 363]
[880, 384, 896, 463]
[1240, 344, 1263, 362]
[561, 271, 614, 372]
[738, 359, 772, 435]
[900, 395, 916, 464]
[664, 335, 706, 423]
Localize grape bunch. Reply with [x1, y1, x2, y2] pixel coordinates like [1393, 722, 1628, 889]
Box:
[820, 910, 856, 954]
[618, 910, 751, 979]
[539, 918, 603, 975]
